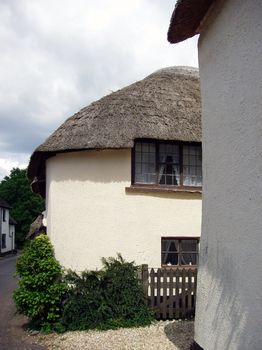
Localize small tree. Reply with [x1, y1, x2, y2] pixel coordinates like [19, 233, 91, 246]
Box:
[13, 235, 67, 328]
[0, 168, 45, 246]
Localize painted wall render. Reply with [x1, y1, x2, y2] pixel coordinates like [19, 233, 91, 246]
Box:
[0, 207, 14, 253]
[195, 0, 262, 349]
[46, 149, 201, 271]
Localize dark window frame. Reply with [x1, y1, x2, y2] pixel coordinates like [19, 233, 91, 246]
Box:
[1, 233, 6, 249]
[161, 237, 200, 267]
[2, 208, 6, 222]
[131, 139, 202, 190]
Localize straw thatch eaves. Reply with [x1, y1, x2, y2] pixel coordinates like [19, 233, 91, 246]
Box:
[167, 0, 214, 43]
[28, 66, 201, 196]
[26, 214, 46, 240]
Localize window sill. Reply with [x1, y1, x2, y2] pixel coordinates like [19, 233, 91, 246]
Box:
[161, 265, 198, 269]
[125, 185, 202, 194]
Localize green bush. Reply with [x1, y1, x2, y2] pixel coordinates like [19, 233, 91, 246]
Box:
[13, 235, 67, 328]
[61, 254, 153, 330]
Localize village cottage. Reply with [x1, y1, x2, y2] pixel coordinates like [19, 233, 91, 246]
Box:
[28, 67, 202, 271]
[0, 198, 16, 255]
[168, 1, 262, 349]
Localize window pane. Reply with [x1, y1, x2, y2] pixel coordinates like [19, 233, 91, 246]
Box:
[149, 143, 155, 152]
[135, 163, 141, 173]
[135, 142, 141, 152]
[162, 238, 199, 266]
[158, 143, 180, 185]
[135, 141, 156, 184]
[162, 253, 179, 265]
[180, 253, 198, 265]
[1, 234, 6, 248]
[162, 239, 179, 265]
[142, 153, 148, 163]
[181, 240, 198, 252]
[183, 144, 202, 186]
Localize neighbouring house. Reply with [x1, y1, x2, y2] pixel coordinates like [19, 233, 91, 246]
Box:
[28, 66, 202, 271]
[168, 1, 262, 350]
[0, 198, 16, 255]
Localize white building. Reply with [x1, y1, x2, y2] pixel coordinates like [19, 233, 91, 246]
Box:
[0, 198, 16, 255]
[168, 1, 262, 349]
[28, 67, 202, 271]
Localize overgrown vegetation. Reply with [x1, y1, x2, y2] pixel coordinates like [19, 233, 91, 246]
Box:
[0, 168, 45, 246]
[13, 235, 67, 330]
[61, 254, 153, 330]
[13, 238, 152, 333]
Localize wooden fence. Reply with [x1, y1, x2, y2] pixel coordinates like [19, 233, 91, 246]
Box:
[140, 265, 197, 320]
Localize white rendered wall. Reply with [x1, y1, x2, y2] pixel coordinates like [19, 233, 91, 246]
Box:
[9, 224, 15, 252]
[46, 149, 201, 271]
[196, 0, 262, 349]
[0, 208, 12, 253]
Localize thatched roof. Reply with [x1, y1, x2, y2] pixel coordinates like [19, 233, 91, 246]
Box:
[167, 0, 214, 43]
[28, 66, 201, 196]
[0, 198, 11, 209]
[26, 214, 45, 240]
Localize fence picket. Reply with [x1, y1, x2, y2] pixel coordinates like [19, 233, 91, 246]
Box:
[150, 268, 155, 310]
[175, 269, 180, 318]
[156, 268, 161, 319]
[142, 266, 197, 320]
[168, 268, 174, 319]
[188, 268, 192, 313]
[181, 269, 186, 317]
[162, 268, 167, 319]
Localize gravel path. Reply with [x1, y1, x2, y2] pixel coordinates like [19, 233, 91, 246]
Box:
[33, 320, 193, 350]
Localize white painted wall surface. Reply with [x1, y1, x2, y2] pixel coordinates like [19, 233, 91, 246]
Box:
[46, 149, 201, 271]
[196, 0, 262, 349]
[9, 224, 15, 252]
[0, 208, 13, 253]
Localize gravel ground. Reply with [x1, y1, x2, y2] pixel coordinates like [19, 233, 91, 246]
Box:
[32, 320, 193, 350]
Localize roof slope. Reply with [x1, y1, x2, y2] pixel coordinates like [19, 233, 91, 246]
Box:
[28, 66, 201, 194]
[168, 0, 214, 43]
[0, 198, 11, 209]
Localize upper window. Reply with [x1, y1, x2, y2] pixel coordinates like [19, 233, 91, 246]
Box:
[2, 208, 6, 222]
[162, 238, 199, 266]
[133, 140, 202, 188]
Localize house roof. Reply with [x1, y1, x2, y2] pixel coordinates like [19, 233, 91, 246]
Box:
[28, 66, 201, 195]
[9, 216, 17, 225]
[26, 215, 44, 239]
[167, 0, 214, 43]
[0, 198, 11, 209]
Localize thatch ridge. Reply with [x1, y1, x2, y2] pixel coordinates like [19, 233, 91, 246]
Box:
[28, 66, 201, 195]
[167, 0, 214, 43]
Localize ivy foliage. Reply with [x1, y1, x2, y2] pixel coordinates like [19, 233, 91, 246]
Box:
[61, 254, 153, 331]
[0, 168, 45, 246]
[13, 235, 67, 326]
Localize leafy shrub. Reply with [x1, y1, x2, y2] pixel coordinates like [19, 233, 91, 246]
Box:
[13, 235, 67, 328]
[61, 254, 152, 330]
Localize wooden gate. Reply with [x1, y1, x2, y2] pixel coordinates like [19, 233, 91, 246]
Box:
[141, 265, 197, 320]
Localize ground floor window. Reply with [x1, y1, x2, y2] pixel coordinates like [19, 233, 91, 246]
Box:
[161, 237, 199, 266]
[1, 234, 6, 249]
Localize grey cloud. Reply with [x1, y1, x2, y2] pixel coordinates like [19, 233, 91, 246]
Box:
[0, 0, 198, 178]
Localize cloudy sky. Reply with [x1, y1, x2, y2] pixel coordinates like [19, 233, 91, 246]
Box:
[0, 0, 198, 179]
